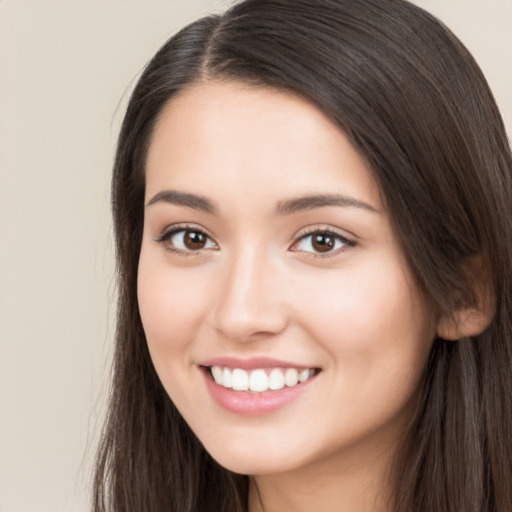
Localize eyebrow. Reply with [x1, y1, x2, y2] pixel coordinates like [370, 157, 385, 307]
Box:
[146, 190, 218, 214]
[275, 194, 378, 215]
[146, 189, 378, 216]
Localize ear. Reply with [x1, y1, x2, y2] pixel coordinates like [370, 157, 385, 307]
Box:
[436, 256, 495, 341]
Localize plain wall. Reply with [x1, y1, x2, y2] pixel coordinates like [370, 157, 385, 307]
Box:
[0, 1, 510, 511]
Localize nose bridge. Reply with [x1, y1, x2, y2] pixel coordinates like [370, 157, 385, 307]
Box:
[213, 244, 286, 341]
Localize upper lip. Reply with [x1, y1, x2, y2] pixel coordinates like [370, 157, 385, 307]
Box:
[199, 356, 318, 371]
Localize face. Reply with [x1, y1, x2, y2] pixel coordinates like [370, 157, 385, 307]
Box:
[138, 81, 438, 476]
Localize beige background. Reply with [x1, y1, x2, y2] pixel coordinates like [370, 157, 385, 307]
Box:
[0, 1, 510, 511]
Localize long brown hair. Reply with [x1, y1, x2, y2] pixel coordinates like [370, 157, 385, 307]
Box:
[94, 1, 512, 510]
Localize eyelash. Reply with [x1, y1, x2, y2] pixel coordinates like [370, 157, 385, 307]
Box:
[290, 227, 356, 258]
[154, 224, 217, 256]
[154, 224, 356, 257]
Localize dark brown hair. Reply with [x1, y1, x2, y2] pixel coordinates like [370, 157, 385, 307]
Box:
[94, 1, 512, 510]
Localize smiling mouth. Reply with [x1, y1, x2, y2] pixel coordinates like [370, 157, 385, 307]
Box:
[205, 365, 320, 393]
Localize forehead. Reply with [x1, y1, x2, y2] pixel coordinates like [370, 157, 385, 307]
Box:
[145, 80, 380, 210]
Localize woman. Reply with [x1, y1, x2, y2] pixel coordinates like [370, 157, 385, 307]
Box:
[94, 0, 512, 510]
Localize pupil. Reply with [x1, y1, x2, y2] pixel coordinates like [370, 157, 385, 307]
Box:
[184, 231, 206, 250]
[312, 233, 334, 252]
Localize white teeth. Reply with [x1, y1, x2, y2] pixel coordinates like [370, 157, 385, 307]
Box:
[284, 368, 299, 387]
[211, 365, 223, 385]
[249, 369, 269, 392]
[232, 368, 249, 391]
[268, 368, 285, 390]
[210, 365, 316, 393]
[222, 367, 233, 388]
[299, 369, 310, 383]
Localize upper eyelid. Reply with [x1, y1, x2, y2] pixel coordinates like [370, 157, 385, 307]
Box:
[154, 223, 214, 242]
[292, 225, 355, 243]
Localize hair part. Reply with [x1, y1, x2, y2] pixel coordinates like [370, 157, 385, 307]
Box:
[95, 1, 512, 510]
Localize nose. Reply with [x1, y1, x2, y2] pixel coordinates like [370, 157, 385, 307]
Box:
[212, 249, 288, 343]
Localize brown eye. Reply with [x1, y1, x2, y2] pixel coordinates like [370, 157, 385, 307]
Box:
[158, 228, 217, 253]
[291, 229, 354, 255]
[311, 233, 335, 253]
[184, 231, 207, 250]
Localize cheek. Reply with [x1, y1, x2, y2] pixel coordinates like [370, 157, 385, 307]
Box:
[291, 256, 434, 372]
[137, 251, 211, 355]
[293, 262, 435, 437]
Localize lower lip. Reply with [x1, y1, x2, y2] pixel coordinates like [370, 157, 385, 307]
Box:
[202, 369, 317, 415]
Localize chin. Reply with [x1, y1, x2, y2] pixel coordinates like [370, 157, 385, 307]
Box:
[204, 440, 303, 476]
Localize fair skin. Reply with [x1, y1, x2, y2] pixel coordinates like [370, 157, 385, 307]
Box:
[138, 80, 439, 512]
